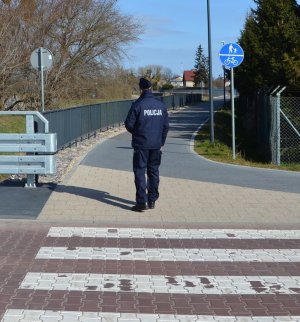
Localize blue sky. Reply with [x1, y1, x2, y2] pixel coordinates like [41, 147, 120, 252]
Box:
[117, 0, 299, 78]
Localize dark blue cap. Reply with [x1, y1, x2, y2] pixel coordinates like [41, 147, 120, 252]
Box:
[139, 78, 152, 90]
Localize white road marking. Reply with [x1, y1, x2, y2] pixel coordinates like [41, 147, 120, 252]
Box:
[8, 228, 300, 320]
[47, 227, 300, 239]
[2, 310, 300, 322]
[19, 272, 300, 295]
[36, 246, 300, 262]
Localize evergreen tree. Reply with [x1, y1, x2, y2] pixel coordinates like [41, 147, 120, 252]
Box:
[236, 0, 300, 95]
[193, 44, 209, 87]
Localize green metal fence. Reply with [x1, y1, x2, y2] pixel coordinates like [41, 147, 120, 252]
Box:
[43, 93, 201, 150]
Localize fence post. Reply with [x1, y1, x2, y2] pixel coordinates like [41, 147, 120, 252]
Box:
[268, 86, 280, 165]
[25, 114, 37, 188]
[275, 86, 286, 166]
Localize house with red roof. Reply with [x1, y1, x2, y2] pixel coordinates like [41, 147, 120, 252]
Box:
[183, 70, 196, 87]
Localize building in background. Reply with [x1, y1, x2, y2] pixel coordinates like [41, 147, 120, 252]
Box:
[170, 76, 183, 88]
[183, 70, 196, 87]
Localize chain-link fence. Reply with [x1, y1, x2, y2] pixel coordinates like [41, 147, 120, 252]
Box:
[279, 95, 300, 163]
[259, 87, 300, 165]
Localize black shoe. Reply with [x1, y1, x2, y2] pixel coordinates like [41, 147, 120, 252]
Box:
[131, 203, 148, 212]
[148, 201, 155, 209]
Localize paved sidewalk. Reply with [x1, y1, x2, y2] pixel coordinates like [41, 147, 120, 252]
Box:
[38, 165, 300, 226]
[38, 101, 300, 227]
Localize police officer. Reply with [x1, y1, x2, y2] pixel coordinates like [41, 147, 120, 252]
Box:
[125, 78, 169, 212]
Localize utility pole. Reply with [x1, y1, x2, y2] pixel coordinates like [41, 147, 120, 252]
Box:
[221, 41, 226, 107]
[207, 0, 214, 143]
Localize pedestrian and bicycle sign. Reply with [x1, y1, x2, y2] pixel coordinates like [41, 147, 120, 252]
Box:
[219, 43, 244, 68]
[218, 43, 244, 161]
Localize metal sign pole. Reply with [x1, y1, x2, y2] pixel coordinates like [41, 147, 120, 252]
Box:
[40, 47, 45, 112]
[231, 68, 236, 160]
[219, 43, 244, 160]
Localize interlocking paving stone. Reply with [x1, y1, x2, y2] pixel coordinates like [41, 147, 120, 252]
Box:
[35, 247, 300, 262]
[3, 290, 300, 316]
[42, 237, 300, 249]
[29, 259, 300, 276]
[1, 225, 300, 321]
[47, 227, 300, 239]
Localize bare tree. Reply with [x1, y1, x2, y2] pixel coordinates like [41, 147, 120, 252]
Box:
[137, 65, 175, 90]
[0, 1, 33, 109]
[137, 65, 164, 89]
[161, 67, 174, 83]
[0, 0, 142, 110]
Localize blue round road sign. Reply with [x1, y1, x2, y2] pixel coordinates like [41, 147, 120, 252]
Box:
[219, 43, 244, 68]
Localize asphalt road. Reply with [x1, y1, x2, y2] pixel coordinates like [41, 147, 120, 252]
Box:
[82, 100, 300, 194]
[0, 181, 55, 219]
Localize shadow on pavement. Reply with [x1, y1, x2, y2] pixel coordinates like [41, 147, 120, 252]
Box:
[55, 185, 135, 210]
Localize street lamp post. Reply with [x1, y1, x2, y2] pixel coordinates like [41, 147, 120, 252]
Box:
[223, 67, 226, 106]
[207, 0, 214, 143]
[221, 41, 226, 107]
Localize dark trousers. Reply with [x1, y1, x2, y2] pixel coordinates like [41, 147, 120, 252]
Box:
[133, 149, 162, 204]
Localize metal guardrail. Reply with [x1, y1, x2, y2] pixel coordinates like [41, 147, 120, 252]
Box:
[0, 133, 57, 153]
[0, 111, 57, 187]
[0, 155, 56, 175]
[0, 111, 50, 132]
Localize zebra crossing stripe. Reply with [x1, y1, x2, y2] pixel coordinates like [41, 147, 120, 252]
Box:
[47, 227, 300, 239]
[19, 272, 300, 294]
[36, 246, 300, 262]
[2, 310, 300, 322]
[5, 228, 299, 321]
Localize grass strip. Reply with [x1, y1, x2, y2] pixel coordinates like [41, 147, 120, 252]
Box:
[0, 115, 26, 182]
[0, 115, 25, 133]
[194, 109, 300, 172]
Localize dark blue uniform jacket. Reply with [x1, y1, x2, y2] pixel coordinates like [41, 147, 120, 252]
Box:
[125, 90, 169, 150]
